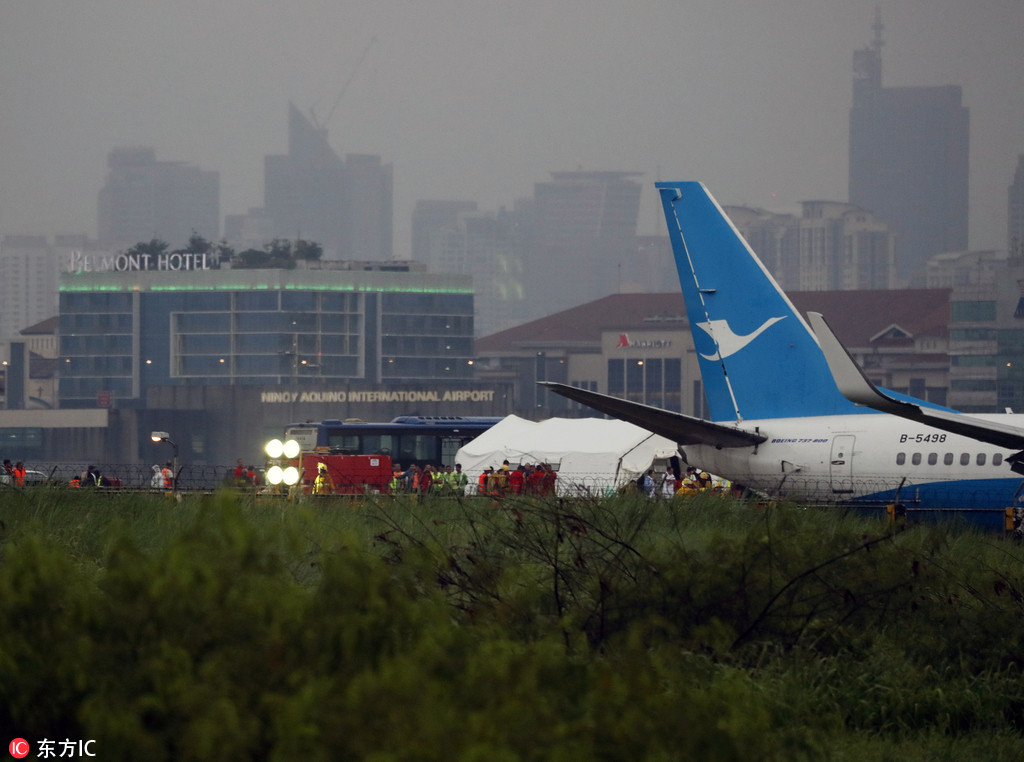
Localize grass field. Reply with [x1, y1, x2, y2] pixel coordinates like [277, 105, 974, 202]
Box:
[2, 486, 1024, 760]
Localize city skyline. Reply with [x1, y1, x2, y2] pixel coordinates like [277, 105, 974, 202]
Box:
[2, 1, 1022, 257]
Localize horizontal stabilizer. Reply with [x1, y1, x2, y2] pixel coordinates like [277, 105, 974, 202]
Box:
[539, 382, 765, 448]
[808, 311, 1024, 451]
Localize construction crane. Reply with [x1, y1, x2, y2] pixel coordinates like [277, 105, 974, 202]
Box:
[309, 36, 379, 132]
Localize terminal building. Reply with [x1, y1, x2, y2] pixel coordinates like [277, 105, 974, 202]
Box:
[39, 255, 512, 465]
[476, 289, 952, 420]
[0, 250, 957, 469]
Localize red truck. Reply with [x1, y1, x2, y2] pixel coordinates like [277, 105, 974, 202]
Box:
[300, 452, 392, 495]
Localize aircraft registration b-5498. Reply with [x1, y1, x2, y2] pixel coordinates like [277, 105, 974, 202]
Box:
[542, 181, 1024, 529]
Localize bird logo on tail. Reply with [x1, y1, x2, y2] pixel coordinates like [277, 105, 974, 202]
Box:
[697, 317, 786, 361]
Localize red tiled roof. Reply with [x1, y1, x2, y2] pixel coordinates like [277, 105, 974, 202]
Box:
[476, 293, 687, 352]
[477, 289, 950, 352]
[788, 289, 950, 347]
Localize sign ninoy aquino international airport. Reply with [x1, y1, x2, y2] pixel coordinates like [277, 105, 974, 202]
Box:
[65, 250, 213, 274]
[261, 389, 497, 404]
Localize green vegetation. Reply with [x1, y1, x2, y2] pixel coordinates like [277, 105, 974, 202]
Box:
[2, 488, 1024, 759]
[118, 234, 323, 270]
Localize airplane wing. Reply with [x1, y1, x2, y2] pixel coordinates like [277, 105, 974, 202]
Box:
[808, 311, 1024, 453]
[539, 382, 766, 448]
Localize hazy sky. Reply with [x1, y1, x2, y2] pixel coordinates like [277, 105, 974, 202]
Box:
[2, 0, 1022, 256]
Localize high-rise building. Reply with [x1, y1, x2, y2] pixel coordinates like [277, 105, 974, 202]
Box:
[942, 249, 1024, 413]
[1008, 156, 1024, 256]
[346, 154, 393, 261]
[263, 104, 393, 260]
[724, 201, 895, 292]
[519, 171, 642, 320]
[425, 208, 527, 337]
[848, 10, 969, 286]
[97, 147, 219, 248]
[0, 235, 59, 341]
[411, 200, 478, 264]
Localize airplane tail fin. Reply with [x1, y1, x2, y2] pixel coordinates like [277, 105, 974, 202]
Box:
[657, 181, 862, 422]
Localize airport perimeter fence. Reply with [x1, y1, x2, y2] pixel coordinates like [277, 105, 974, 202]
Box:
[2, 463, 240, 492]
[2, 466, 669, 496]
[2, 467, 1022, 520]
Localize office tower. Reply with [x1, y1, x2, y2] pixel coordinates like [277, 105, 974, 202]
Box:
[520, 171, 642, 320]
[725, 202, 895, 292]
[97, 147, 219, 248]
[0, 235, 58, 341]
[411, 200, 478, 265]
[430, 209, 526, 337]
[412, 200, 529, 335]
[849, 11, 969, 285]
[263, 104, 393, 260]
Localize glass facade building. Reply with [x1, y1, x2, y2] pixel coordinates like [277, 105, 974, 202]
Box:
[58, 267, 475, 409]
[849, 13, 969, 285]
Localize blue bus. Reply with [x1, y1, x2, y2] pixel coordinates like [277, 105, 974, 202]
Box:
[280, 416, 504, 468]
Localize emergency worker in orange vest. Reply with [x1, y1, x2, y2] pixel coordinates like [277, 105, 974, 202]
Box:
[508, 465, 525, 495]
[419, 464, 434, 495]
[161, 462, 174, 490]
[478, 467, 492, 496]
[539, 463, 557, 496]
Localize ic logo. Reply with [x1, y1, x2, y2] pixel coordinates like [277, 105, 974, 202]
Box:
[9, 739, 30, 759]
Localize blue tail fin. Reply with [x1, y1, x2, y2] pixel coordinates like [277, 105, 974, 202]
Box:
[657, 181, 863, 422]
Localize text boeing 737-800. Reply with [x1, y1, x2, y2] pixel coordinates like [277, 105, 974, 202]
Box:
[542, 181, 1024, 530]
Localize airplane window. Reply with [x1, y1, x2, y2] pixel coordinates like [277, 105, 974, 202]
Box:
[927, 453, 938, 466]
[896, 453, 906, 465]
[944, 453, 954, 466]
[977, 453, 986, 466]
[912, 453, 922, 465]
[960, 453, 970, 466]
[994, 453, 1003, 466]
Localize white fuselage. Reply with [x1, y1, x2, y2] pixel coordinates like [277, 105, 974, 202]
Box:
[685, 413, 1024, 512]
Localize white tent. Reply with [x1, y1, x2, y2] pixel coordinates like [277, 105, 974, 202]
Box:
[455, 415, 680, 496]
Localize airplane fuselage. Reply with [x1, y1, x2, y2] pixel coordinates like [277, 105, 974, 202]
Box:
[545, 183, 1024, 531]
[687, 413, 1024, 525]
